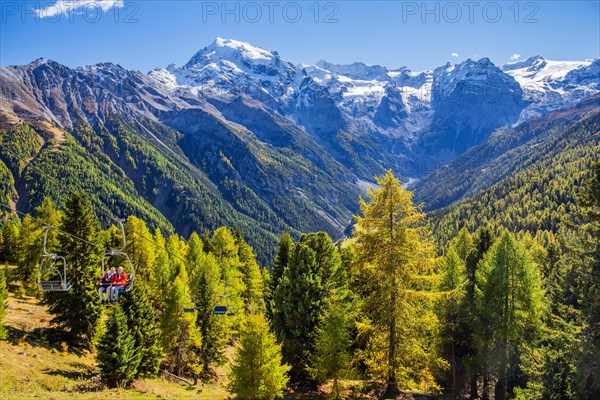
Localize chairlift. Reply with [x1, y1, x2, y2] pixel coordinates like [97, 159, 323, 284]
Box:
[37, 226, 71, 292]
[213, 280, 234, 316]
[101, 219, 135, 293]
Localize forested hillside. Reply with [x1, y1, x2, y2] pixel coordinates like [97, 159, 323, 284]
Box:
[0, 116, 348, 263]
[413, 94, 600, 211]
[1, 163, 599, 399]
[426, 103, 600, 245]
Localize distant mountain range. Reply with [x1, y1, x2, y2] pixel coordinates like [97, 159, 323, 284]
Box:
[1, 38, 598, 260]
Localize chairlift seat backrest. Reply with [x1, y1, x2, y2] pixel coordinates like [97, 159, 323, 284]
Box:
[38, 249, 70, 292]
[124, 273, 134, 292]
[183, 307, 197, 313]
[213, 305, 228, 315]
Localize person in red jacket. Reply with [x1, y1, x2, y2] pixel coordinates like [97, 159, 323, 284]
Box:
[109, 266, 128, 303]
[98, 267, 116, 303]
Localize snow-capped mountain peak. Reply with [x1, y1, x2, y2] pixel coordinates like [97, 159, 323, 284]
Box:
[184, 37, 279, 69]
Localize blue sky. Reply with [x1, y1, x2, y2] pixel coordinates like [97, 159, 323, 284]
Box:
[1, 1, 599, 72]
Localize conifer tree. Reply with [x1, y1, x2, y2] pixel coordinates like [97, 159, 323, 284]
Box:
[0, 216, 20, 264]
[474, 232, 544, 400]
[273, 232, 343, 381]
[563, 161, 600, 399]
[210, 227, 245, 328]
[465, 225, 493, 399]
[451, 227, 474, 262]
[308, 289, 354, 399]
[439, 246, 470, 395]
[125, 216, 156, 282]
[152, 228, 171, 310]
[185, 232, 204, 285]
[120, 279, 162, 378]
[161, 275, 201, 376]
[267, 231, 293, 324]
[193, 251, 226, 377]
[16, 215, 41, 293]
[96, 304, 141, 387]
[45, 191, 101, 346]
[228, 313, 290, 400]
[353, 170, 442, 395]
[237, 237, 264, 313]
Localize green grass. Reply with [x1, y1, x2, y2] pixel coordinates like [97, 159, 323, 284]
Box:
[0, 294, 229, 399]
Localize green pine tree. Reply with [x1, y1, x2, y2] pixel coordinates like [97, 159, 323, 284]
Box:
[267, 231, 294, 326]
[438, 246, 470, 395]
[308, 289, 354, 399]
[228, 313, 290, 400]
[120, 279, 163, 378]
[96, 304, 141, 387]
[44, 191, 102, 347]
[475, 232, 544, 400]
[273, 232, 343, 381]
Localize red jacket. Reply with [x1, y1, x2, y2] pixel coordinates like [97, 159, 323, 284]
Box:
[112, 273, 128, 287]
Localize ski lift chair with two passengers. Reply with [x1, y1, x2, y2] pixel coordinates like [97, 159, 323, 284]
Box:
[101, 219, 135, 296]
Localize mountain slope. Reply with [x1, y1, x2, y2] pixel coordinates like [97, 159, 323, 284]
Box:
[424, 100, 600, 245]
[413, 94, 600, 211]
[1, 39, 598, 261]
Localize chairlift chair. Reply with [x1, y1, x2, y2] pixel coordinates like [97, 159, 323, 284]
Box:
[213, 280, 234, 316]
[101, 219, 135, 293]
[37, 226, 71, 292]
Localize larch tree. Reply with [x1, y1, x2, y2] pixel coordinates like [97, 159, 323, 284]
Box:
[160, 274, 201, 377]
[236, 237, 264, 313]
[152, 228, 171, 310]
[125, 216, 156, 282]
[15, 215, 41, 293]
[353, 170, 443, 396]
[563, 161, 600, 399]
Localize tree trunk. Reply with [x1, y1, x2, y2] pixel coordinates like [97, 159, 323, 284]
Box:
[451, 341, 458, 395]
[482, 367, 490, 400]
[386, 284, 398, 397]
[496, 345, 508, 400]
[469, 375, 479, 399]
